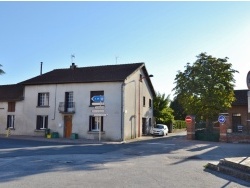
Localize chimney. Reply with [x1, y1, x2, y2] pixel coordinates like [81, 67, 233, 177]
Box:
[70, 63, 77, 69]
[40, 62, 43, 75]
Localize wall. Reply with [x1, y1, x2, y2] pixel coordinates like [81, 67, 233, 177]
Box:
[17, 82, 123, 141]
[123, 69, 154, 140]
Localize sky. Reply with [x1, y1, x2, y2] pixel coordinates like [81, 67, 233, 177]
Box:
[0, 1, 250, 99]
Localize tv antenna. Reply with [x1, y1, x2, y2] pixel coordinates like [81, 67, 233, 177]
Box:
[115, 56, 119, 64]
[71, 54, 75, 63]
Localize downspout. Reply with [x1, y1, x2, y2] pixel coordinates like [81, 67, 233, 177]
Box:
[121, 82, 125, 142]
[52, 84, 57, 120]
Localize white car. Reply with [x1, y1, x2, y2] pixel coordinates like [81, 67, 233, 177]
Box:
[152, 124, 169, 136]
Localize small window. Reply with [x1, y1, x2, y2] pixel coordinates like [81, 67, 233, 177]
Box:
[8, 102, 15, 112]
[90, 91, 104, 106]
[143, 96, 146, 106]
[36, 115, 48, 130]
[149, 99, 152, 108]
[7, 115, 15, 129]
[38, 93, 49, 107]
[89, 116, 103, 132]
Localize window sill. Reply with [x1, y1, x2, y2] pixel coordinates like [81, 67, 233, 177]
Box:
[36, 106, 50, 108]
[6, 127, 15, 130]
[88, 131, 105, 134]
[34, 129, 46, 132]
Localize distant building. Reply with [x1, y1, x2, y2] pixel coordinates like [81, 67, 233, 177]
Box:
[0, 63, 155, 141]
[227, 89, 250, 133]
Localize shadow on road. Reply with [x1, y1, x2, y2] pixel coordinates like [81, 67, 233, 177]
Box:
[0, 132, 250, 187]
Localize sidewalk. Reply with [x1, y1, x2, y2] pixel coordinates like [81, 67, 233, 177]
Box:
[0, 131, 186, 145]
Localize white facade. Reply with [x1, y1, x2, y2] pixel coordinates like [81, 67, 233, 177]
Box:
[0, 65, 154, 141]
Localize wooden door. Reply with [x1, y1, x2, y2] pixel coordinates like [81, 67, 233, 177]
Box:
[64, 115, 72, 138]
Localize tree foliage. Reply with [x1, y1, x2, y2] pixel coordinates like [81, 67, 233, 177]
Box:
[0, 64, 4, 75]
[172, 52, 238, 122]
[153, 92, 174, 125]
[170, 96, 186, 120]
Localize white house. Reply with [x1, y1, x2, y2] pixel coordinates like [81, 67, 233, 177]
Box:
[0, 62, 155, 141]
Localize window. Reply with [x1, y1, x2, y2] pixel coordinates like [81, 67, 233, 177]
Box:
[143, 96, 146, 106]
[36, 115, 48, 130]
[7, 115, 15, 128]
[65, 92, 74, 108]
[90, 91, 104, 106]
[38, 93, 49, 106]
[89, 116, 103, 131]
[8, 102, 15, 112]
[149, 99, 152, 108]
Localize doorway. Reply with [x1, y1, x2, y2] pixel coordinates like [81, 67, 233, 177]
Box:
[64, 115, 72, 138]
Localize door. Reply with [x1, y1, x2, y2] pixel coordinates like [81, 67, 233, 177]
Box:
[64, 115, 72, 138]
[232, 114, 241, 132]
[142, 118, 147, 135]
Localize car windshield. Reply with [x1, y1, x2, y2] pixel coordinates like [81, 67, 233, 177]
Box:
[155, 125, 164, 129]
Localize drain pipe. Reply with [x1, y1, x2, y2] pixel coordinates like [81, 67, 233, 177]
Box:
[121, 82, 125, 143]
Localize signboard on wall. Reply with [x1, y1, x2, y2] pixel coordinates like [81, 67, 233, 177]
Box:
[248, 91, 250, 113]
[247, 71, 250, 89]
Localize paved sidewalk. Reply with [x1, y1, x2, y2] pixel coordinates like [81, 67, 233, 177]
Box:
[0, 131, 186, 144]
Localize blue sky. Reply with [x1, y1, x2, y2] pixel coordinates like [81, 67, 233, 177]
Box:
[0, 1, 250, 99]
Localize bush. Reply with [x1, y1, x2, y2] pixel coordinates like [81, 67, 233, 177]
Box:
[173, 120, 186, 129]
[195, 128, 219, 142]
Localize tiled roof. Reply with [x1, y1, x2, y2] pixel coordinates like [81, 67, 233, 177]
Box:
[20, 63, 145, 85]
[0, 84, 24, 102]
[232, 89, 248, 106]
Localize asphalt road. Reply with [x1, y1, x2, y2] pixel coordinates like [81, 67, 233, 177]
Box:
[0, 132, 250, 188]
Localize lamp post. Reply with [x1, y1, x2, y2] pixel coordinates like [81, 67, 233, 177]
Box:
[138, 74, 153, 137]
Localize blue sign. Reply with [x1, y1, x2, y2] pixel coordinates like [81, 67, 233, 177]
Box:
[218, 115, 226, 124]
[91, 95, 104, 103]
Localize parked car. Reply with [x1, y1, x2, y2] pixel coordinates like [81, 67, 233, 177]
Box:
[152, 124, 169, 136]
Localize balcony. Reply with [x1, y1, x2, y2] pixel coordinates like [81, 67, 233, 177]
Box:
[58, 102, 75, 114]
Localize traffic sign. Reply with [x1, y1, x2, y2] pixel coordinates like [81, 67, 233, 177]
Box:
[91, 109, 105, 113]
[95, 106, 105, 109]
[218, 115, 226, 124]
[91, 95, 104, 103]
[185, 116, 192, 124]
[93, 114, 107, 117]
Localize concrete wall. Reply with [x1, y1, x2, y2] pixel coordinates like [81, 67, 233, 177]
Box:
[123, 69, 154, 140]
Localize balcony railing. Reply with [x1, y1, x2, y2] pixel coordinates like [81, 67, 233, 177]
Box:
[58, 102, 75, 114]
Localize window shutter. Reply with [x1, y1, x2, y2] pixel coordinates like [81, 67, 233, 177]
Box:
[38, 93, 41, 106]
[101, 117, 103, 131]
[7, 115, 10, 128]
[89, 116, 91, 131]
[45, 116, 48, 129]
[36, 116, 41, 129]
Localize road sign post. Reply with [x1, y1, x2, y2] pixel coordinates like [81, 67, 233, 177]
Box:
[185, 115, 195, 140]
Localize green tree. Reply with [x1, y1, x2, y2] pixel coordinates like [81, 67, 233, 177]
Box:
[172, 52, 238, 127]
[170, 96, 186, 120]
[153, 92, 174, 125]
[0, 64, 4, 75]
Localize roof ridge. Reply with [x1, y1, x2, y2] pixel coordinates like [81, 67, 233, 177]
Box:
[52, 62, 145, 71]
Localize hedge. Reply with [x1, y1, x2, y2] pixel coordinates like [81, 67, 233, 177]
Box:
[174, 120, 186, 129]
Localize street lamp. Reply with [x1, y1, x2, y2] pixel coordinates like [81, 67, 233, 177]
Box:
[138, 74, 153, 136]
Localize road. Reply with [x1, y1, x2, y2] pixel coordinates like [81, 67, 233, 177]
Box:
[0, 132, 250, 188]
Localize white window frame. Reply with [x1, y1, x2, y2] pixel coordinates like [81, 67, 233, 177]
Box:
[36, 115, 48, 130]
[38, 93, 49, 106]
